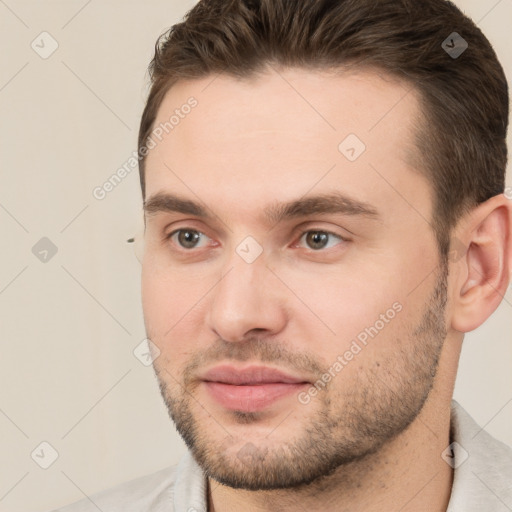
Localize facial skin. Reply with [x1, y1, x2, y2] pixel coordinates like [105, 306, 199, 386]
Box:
[140, 67, 511, 512]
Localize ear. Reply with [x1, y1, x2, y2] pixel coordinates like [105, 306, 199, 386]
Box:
[450, 193, 512, 333]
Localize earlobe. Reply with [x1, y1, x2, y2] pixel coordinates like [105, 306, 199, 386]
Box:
[450, 194, 512, 333]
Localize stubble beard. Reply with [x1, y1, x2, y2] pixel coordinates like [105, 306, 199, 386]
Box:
[151, 262, 449, 491]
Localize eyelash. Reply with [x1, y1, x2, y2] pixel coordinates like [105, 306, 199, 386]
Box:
[165, 228, 348, 252]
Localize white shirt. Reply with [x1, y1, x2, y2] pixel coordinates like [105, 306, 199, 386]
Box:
[52, 400, 512, 511]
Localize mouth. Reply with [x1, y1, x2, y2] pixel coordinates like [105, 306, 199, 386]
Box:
[199, 364, 311, 413]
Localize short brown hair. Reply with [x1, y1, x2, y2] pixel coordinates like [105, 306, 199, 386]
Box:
[138, 0, 508, 257]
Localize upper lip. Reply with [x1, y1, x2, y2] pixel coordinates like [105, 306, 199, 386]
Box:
[200, 365, 310, 385]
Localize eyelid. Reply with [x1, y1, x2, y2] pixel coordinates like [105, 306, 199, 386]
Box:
[292, 221, 351, 240]
[165, 227, 207, 239]
[163, 220, 213, 241]
[293, 228, 349, 250]
[166, 227, 214, 247]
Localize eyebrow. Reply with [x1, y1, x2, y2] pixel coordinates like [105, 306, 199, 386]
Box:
[143, 191, 380, 225]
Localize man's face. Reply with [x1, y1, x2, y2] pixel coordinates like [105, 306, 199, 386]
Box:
[141, 68, 449, 490]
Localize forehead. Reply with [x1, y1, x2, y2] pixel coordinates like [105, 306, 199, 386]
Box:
[144, 67, 431, 226]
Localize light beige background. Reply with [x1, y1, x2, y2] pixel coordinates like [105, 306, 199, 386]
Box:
[0, 1, 510, 511]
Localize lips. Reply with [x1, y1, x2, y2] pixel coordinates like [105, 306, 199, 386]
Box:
[201, 365, 309, 385]
[200, 365, 310, 412]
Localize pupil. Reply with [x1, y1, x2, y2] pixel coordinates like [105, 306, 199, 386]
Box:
[308, 232, 327, 249]
[180, 230, 199, 247]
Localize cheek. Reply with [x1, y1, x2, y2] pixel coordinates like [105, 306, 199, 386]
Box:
[276, 263, 403, 339]
[141, 259, 214, 360]
[142, 271, 197, 379]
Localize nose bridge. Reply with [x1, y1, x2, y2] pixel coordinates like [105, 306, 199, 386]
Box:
[219, 233, 269, 297]
[206, 242, 286, 342]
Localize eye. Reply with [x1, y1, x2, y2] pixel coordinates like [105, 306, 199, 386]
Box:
[168, 228, 212, 250]
[297, 230, 345, 251]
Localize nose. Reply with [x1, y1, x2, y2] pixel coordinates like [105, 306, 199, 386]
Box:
[205, 252, 288, 343]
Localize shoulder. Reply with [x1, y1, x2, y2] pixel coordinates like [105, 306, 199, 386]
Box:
[50, 450, 208, 512]
[50, 464, 179, 512]
[448, 400, 512, 511]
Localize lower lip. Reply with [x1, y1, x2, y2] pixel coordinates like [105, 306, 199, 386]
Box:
[203, 381, 308, 412]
